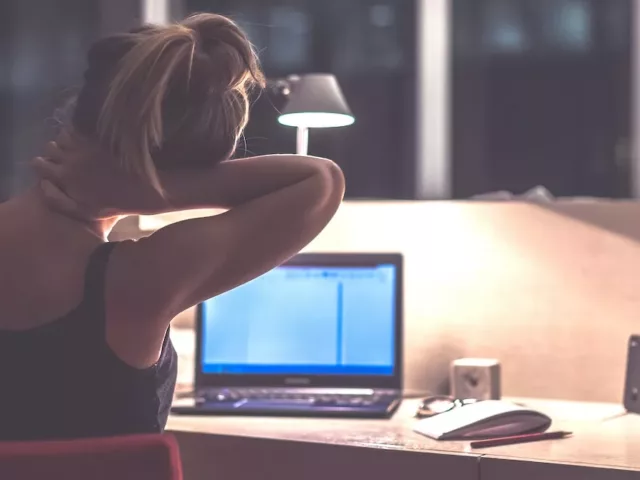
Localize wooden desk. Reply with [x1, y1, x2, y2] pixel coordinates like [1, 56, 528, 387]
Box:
[167, 398, 640, 480]
[481, 401, 640, 480]
[168, 400, 477, 480]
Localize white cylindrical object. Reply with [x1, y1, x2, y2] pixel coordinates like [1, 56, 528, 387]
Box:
[416, 0, 451, 199]
[143, 0, 169, 25]
[296, 127, 309, 155]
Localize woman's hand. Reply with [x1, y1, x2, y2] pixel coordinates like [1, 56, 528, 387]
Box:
[31, 130, 167, 218]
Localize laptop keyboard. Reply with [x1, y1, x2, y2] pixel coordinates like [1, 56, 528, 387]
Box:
[200, 388, 396, 407]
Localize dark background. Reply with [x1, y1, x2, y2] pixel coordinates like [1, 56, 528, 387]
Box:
[0, 0, 633, 200]
[451, 0, 632, 199]
[0, 0, 140, 202]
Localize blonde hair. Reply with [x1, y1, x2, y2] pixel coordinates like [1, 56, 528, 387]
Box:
[72, 13, 265, 193]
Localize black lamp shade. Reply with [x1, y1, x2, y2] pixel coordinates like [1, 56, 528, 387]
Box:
[278, 74, 355, 128]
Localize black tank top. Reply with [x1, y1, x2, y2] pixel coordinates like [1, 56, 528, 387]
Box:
[0, 242, 177, 441]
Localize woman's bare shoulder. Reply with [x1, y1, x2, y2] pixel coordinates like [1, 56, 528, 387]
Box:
[0, 205, 100, 330]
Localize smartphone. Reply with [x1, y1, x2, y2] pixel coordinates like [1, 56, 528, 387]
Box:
[623, 335, 640, 414]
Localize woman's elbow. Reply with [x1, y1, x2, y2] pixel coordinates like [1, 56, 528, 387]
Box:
[319, 160, 346, 206]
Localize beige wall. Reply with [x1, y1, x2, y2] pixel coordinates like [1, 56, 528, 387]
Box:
[118, 200, 640, 403]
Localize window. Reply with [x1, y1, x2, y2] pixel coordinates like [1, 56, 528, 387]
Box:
[451, 0, 632, 198]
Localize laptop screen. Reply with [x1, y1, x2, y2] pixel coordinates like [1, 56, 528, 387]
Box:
[200, 261, 397, 376]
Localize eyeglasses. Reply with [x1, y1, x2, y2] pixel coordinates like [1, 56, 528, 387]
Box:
[414, 395, 478, 418]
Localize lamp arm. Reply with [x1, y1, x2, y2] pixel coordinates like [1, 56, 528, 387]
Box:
[266, 78, 292, 97]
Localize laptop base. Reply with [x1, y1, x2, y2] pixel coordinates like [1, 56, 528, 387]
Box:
[171, 397, 400, 419]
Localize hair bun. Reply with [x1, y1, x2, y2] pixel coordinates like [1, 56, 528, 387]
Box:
[182, 14, 264, 93]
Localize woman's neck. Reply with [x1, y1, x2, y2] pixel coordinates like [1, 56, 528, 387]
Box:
[12, 186, 121, 242]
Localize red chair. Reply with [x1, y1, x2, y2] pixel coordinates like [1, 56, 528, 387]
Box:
[0, 433, 183, 480]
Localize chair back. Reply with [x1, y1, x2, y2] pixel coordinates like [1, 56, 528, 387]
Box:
[0, 433, 182, 480]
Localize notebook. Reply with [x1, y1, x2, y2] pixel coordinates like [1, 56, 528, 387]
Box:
[413, 400, 552, 440]
[171, 252, 404, 418]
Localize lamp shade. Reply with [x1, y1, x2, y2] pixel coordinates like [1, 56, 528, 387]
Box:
[278, 74, 355, 128]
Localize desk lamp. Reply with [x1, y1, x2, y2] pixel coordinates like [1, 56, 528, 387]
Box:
[277, 73, 354, 155]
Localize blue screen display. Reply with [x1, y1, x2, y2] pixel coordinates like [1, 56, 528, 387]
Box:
[201, 263, 397, 376]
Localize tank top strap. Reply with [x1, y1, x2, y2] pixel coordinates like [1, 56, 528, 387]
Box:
[82, 241, 120, 313]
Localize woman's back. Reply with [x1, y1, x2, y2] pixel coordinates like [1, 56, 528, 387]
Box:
[0, 198, 176, 441]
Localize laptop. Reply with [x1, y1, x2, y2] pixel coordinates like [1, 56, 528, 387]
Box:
[171, 253, 403, 418]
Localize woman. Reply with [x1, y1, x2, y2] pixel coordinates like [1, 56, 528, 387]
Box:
[0, 13, 344, 440]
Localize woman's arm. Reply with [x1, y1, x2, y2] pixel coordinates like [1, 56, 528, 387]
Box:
[108, 153, 345, 322]
[34, 134, 338, 217]
[158, 154, 342, 211]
